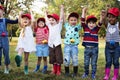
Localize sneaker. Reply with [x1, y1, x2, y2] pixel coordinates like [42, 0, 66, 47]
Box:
[71, 73, 77, 78]
[4, 68, 9, 74]
[15, 55, 22, 67]
[65, 73, 70, 77]
[91, 73, 96, 80]
[82, 73, 88, 78]
[41, 69, 47, 74]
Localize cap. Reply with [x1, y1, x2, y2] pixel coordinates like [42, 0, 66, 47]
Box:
[47, 13, 59, 21]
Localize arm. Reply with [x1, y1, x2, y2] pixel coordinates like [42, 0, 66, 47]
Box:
[45, 10, 50, 26]
[59, 4, 64, 23]
[81, 7, 87, 27]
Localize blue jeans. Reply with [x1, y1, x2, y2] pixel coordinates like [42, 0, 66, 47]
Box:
[0, 37, 10, 65]
[64, 44, 78, 66]
[84, 46, 98, 74]
[105, 42, 119, 69]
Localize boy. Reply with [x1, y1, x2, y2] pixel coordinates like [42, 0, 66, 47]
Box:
[81, 7, 104, 79]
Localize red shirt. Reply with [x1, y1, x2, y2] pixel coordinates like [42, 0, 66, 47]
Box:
[34, 26, 49, 44]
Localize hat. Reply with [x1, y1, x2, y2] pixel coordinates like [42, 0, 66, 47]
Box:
[21, 13, 31, 20]
[108, 7, 120, 17]
[37, 18, 45, 23]
[0, 5, 4, 11]
[47, 13, 59, 21]
[86, 15, 97, 22]
[68, 12, 79, 20]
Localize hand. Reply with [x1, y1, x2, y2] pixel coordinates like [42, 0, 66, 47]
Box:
[100, 10, 107, 21]
[19, 11, 24, 16]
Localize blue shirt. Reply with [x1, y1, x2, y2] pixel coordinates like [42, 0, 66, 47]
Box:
[64, 22, 81, 45]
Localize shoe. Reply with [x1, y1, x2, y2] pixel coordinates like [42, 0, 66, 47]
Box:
[24, 66, 28, 75]
[71, 73, 77, 77]
[82, 73, 88, 78]
[91, 73, 96, 80]
[41, 65, 47, 74]
[56, 65, 61, 76]
[4, 68, 9, 74]
[51, 64, 57, 75]
[15, 55, 22, 67]
[112, 69, 119, 80]
[103, 68, 110, 80]
[33, 65, 40, 72]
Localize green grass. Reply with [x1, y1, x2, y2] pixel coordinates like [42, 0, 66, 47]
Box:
[0, 38, 118, 80]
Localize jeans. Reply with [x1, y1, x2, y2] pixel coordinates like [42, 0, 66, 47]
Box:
[105, 42, 119, 69]
[0, 37, 10, 65]
[64, 44, 78, 66]
[84, 46, 98, 74]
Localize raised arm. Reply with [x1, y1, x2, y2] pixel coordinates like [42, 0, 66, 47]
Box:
[59, 4, 64, 23]
[81, 7, 87, 18]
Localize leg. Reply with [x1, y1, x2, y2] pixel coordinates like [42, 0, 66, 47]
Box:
[3, 37, 10, 74]
[82, 47, 90, 78]
[33, 57, 42, 72]
[55, 45, 63, 76]
[103, 46, 112, 80]
[24, 52, 29, 74]
[91, 47, 98, 79]
[64, 45, 71, 76]
[0, 47, 2, 66]
[71, 45, 78, 77]
[41, 57, 48, 73]
[112, 47, 119, 80]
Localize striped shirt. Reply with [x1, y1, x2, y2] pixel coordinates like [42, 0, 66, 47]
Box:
[81, 18, 102, 47]
[106, 22, 120, 42]
[34, 26, 49, 44]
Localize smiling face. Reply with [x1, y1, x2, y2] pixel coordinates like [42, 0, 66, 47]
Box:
[88, 21, 96, 29]
[68, 17, 78, 26]
[48, 17, 57, 26]
[21, 17, 31, 26]
[107, 14, 117, 25]
[38, 21, 45, 28]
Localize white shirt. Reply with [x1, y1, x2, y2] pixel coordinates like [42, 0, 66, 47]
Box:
[46, 21, 63, 48]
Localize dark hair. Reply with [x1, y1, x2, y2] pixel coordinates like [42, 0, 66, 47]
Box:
[68, 12, 79, 20]
[86, 18, 97, 23]
[37, 20, 46, 27]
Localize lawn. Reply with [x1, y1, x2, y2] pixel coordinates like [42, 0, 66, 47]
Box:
[0, 37, 119, 80]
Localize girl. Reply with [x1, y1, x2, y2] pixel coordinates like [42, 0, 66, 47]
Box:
[63, 12, 81, 77]
[33, 17, 49, 74]
[15, 12, 36, 74]
[103, 7, 120, 80]
[45, 5, 64, 76]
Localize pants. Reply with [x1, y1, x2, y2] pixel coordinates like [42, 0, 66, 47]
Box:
[0, 37, 10, 65]
[105, 42, 119, 69]
[84, 46, 98, 74]
[64, 44, 78, 66]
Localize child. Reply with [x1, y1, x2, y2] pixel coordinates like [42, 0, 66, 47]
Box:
[81, 7, 104, 79]
[103, 7, 120, 80]
[63, 12, 81, 77]
[15, 12, 36, 74]
[0, 5, 18, 74]
[45, 5, 64, 76]
[33, 17, 49, 74]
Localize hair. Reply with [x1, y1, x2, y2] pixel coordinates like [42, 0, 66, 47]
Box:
[37, 20, 46, 27]
[86, 18, 97, 23]
[68, 12, 79, 20]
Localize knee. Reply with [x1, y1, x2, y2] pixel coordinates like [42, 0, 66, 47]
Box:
[72, 55, 78, 66]
[64, 57, 70, 66]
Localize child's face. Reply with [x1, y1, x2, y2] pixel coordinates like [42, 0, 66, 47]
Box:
[88, 21, 96, 29]
[38, 21, 45, 28]
[68, 17, 78, 26]
[49, 17, 57, 26]
[0, 9, 3, 17]
[107, 14, 117, 25]
[21, 17, 31, 26]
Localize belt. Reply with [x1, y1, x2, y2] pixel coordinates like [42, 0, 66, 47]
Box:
[85, 46, 95, 48]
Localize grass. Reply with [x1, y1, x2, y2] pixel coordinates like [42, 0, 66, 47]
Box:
[0, 37, 119, 80]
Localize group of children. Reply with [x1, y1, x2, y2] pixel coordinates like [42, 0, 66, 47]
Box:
[0, 4, 119, 80]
